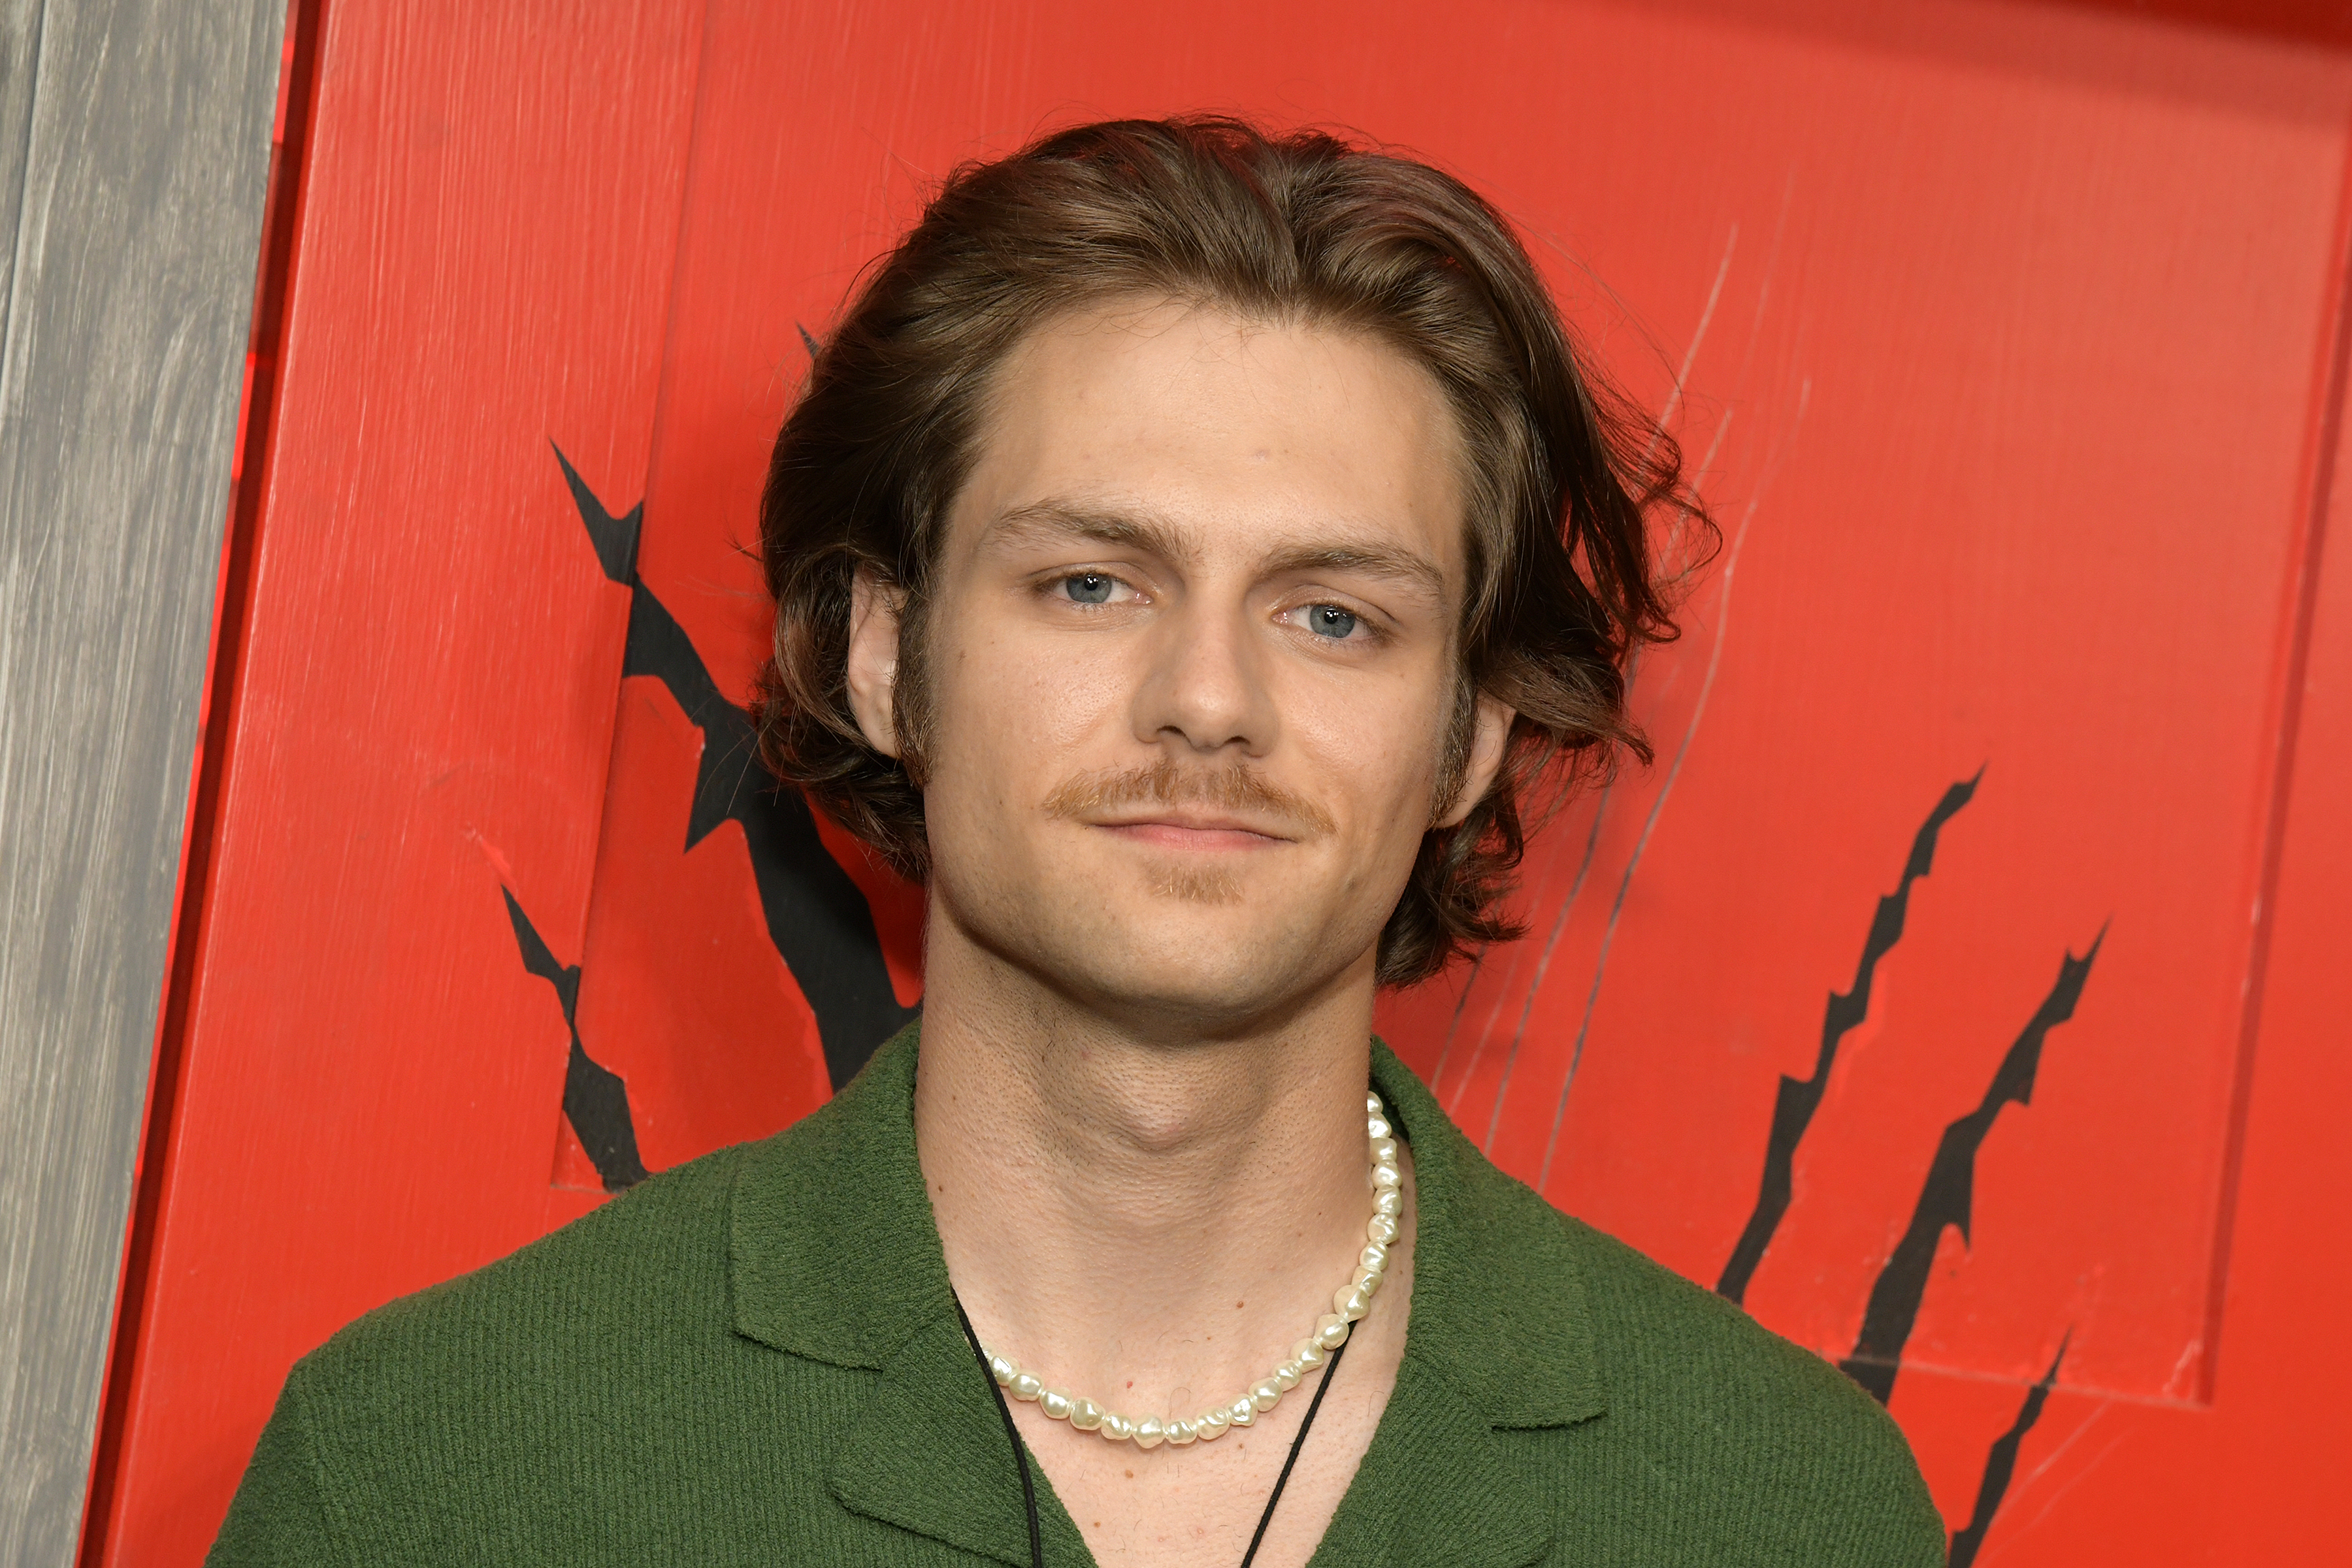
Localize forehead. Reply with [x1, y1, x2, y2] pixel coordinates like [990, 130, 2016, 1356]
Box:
[950, 297, 1468, 583]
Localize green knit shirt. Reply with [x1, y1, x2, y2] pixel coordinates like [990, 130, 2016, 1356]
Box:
[210, 1028, 1946, 1565]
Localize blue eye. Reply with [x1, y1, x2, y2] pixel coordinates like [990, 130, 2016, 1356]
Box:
[1305, 604, 1358, 639]
[1063, 573, 1114, 604]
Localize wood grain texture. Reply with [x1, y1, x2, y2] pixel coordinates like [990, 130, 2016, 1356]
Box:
[90, 5, 707, 1560]
[0, 1, 282, 1563]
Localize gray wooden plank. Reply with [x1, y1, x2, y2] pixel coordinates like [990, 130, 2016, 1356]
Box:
[0, 0, 42, 352]
[0, 1, 285, 1562]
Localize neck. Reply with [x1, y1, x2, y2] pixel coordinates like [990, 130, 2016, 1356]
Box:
[913, 912, 1381, 1418]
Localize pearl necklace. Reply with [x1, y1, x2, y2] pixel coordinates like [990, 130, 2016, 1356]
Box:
[982, 1090, 1401, 1451]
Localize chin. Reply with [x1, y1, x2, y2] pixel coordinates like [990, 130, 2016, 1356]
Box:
[1034, 900, 1365, 1037]
[930, 838, 1391, 1034]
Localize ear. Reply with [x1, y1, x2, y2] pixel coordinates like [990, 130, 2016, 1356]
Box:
[844, 566, 904, 759]
[1434, 694, 1515, 829]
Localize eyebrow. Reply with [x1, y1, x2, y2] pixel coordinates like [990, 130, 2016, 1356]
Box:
[1259, 543, 1446, 602]
[987, 500, 1196, 565]
[987, 500, 1448, 602]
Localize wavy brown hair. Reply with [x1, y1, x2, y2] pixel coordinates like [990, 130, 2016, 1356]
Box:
[753, 116, 1709, 987]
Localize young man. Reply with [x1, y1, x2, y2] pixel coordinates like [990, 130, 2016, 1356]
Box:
[213, 120, 1943, 1566]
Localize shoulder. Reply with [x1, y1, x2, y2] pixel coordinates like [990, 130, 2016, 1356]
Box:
[213, 1139, 789, 1561]
[1373, 1037, 1944, 1567]
[1458, 1153, 1944, 1561]
[1452, 1144, 1894, 1420]
[278, 1031, 925, 1443]
[216, 1090, 934, 1561]
[282, 1138, 755, 1431]
[1560, 1197, 1915, 1459]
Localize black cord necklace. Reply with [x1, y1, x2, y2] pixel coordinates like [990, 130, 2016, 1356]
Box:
[953, 1290, 1352, 1568]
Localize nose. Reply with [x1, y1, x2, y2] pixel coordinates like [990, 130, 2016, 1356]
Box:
[1132, 594, 1277, 759]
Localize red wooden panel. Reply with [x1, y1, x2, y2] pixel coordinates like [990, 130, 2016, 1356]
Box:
[90, 3, 705, 1561]
[1877, 314, 2352, 1563]
[589, 7, 2352, 1556]
[1381, 5, 2346, 1399]
[97, 1, 2352, 1563]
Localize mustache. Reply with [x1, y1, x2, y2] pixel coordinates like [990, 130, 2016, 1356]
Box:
[1041, 757, 1337, 837]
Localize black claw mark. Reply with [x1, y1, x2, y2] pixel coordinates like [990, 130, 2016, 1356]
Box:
[551, 442, 642, 585]
[557, 451, 917, 1091]
[1948, 1335, 2068, 1567]
[503, 887, 649, 1193]
[1840, 933, 2103, 1403]
[619, 581, 919, 1087]
[1717, 772, 1982, 1303]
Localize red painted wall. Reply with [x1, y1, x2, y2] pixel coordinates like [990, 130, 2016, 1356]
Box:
[88, 1, 2352, 1561]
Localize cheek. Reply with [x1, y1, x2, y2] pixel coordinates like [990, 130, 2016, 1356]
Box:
[925, 607, 1128, 793]
[1280, 666, 1448, 842]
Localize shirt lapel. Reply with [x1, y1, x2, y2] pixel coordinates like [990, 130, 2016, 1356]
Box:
[729, 1022, 1091, 1565]
[1303, 1043, 1610, 1567]
[729, 1022, 943, 1369]
[828, 1310, 1094, 1567]
[1307, 1350, 1556, 1567]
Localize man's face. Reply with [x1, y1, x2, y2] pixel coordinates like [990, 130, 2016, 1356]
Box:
[852, 298, 1508, 1034]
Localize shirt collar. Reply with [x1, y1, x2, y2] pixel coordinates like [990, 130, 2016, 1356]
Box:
[729, 1020, 946, 1368]
[730, 1022, 1607, 1421]
[728, 1021, 1603, 1565]
[1369, 1039, 1607, 1429]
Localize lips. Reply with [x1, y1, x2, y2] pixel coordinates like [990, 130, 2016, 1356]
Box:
[1096, 819, 1290, 851]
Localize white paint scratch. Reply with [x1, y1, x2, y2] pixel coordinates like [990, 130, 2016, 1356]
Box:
[1535, 376, 1811, 1193]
